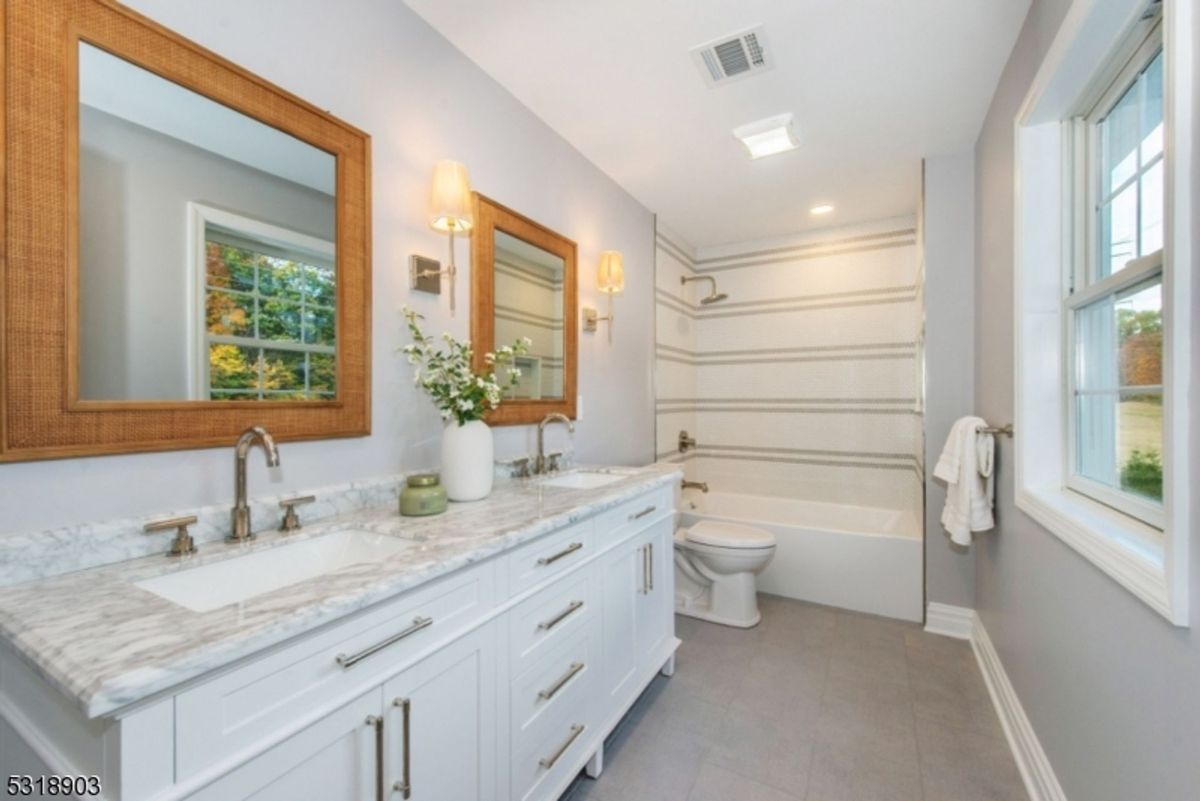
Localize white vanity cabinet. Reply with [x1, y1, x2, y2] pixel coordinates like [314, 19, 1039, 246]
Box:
[0, 480, 678, 801]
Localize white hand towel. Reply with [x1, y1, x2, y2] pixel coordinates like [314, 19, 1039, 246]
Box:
[933, 416, 996, 546]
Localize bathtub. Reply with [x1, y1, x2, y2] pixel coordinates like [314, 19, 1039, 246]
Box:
[678, 490, 923, 622]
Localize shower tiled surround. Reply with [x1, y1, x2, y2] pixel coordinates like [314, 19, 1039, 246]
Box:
[655, 219, 923, 514]
[494, 253, 565, 398]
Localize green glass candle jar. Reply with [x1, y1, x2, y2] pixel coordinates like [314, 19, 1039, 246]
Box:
[399, 473, 448, 517]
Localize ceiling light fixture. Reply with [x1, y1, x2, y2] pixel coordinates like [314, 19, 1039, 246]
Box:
[733, 113, 798, 159]
[810, 204, 835, 215]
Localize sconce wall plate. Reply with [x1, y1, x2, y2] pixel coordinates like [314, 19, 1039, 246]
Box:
[582, 307, 600, 331]
[410, 255, 442, 294]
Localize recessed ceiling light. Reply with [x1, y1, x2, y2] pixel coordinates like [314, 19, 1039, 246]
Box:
[810, 204, 835, 215]
[733, 113, 798, 159]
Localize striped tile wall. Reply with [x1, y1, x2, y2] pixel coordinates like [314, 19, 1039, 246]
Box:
[655, 221, 924, 513]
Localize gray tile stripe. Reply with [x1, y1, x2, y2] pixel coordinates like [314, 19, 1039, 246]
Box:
[697, 443, 920, 463]
[495, 304, 561, 325]
[495, 311, 563, 331]
[694, 228, 916, 266]
[656, 451, 697, 463]
[654, 285, 917, 317]
[693, 240, 916, 274]
[696, 293, 917, 319]
[699, 284, 918, 311]
[657, 406, 919, 416]
[656, 341, 917, 358]
[656, 234, 696, 268]
[691, 450, 923, 476]
[657, 397, 917, 405]
[655, 353, 916, 366]
[496, 259, 563, 287]
[656, 288, 917, 319]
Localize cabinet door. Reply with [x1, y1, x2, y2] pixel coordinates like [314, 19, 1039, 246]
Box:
[599, 533, 641, 704]
[382, 624, 497, 801]
[635, 519, 674, 660]
[186, 689, 382, 801]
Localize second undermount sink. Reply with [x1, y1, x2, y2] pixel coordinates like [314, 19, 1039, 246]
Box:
[135, 529, 412, 612]
[540, 470, 631, 490]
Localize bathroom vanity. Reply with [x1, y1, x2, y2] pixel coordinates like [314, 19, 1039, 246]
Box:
[0, 467, 680, 801]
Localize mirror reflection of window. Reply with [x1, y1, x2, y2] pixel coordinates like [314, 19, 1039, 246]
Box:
[197, 208, 335, 401]
[75, 42, 337, 402]
[492, 230, 566, 400]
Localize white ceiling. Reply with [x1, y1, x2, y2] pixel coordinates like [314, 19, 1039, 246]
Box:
[403, 0, 1030, 248]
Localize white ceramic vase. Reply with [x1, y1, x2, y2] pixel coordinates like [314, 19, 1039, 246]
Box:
[440, 419, 494, 501]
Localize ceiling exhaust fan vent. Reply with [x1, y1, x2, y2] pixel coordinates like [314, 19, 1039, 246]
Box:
[690, 26, 772, 87]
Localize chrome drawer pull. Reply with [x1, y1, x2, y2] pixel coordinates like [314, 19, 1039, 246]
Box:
[336, 617, 433, 668]
[629, 505, 656, 521]
[366, 715, 384, 801]
[393, 697, 412, 799]
[537, 600, 583, 631]
[539, 724, 585, 770]
[538, 661, 585, 701]
[537, 541, 583, 566]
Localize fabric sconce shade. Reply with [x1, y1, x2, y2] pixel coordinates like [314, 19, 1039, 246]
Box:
[429, 160, 474, 232]
[597, 250, 625, 294]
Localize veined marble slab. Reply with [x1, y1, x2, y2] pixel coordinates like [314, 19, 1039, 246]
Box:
[0, 465, 681, 718]
[0, 475, 403, 587]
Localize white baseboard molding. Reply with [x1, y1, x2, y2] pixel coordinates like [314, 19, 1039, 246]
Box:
[924, 602, 976, 639]
[970, 615, 1069, 801]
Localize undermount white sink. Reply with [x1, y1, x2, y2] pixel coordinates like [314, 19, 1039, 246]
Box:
[540, 471, 629, 490]
[135, 529, 412, 612]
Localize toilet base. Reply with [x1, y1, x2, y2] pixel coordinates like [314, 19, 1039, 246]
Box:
[675, 600, 762, 629]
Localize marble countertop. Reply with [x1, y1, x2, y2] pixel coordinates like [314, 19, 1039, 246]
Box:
[0, 465, 681, 718]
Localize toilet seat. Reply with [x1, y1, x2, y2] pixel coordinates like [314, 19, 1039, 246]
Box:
[681, 521, 775, 549]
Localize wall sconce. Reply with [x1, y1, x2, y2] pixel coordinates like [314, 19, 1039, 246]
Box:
[414, 160, 474, 316]
[583, 250, 624, 343]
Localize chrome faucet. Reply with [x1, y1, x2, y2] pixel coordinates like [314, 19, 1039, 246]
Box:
[231, 426, 280, 541]
[536, 413, 574, 474]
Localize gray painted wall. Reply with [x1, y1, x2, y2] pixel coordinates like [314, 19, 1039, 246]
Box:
[922, 152, 977, 609]
[0, 0, 656, 535]
[974, 2, 1200, 799]
[79, 106, 336, 401]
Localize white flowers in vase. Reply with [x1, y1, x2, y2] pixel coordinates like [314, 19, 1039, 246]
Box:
[401, 307, 531, 425]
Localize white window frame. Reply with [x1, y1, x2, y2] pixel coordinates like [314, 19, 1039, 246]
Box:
[186, 203, 336, 401]
[1013, 0, 1192, 624]
[1064, 23, 1166, 528]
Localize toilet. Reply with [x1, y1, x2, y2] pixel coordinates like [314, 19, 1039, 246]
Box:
[673, 520, 776, 628]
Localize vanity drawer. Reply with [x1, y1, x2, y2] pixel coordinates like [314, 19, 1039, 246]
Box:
[509, 566, 597, 676]
[511, 625, 598, 746]
[592, 485, 673, 547]
[512, 705, 597, 801]
[506, 519, 594, 599]
[175, 561, 495, 780]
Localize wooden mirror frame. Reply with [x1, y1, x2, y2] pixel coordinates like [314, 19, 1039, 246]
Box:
[0, 0, 372, 462]
[470, 193, 577, 426]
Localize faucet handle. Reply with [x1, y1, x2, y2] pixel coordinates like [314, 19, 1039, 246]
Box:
[545, 451, 564, 473]
[144, 515, 199, 557]
[500, 456, 533, 478]
[279, 495, 316, 532]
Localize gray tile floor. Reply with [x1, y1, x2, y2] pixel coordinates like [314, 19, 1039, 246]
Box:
[563, 594, 1028, 801]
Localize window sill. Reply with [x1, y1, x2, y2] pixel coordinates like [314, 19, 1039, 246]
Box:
[1016, 485, 1182, 624]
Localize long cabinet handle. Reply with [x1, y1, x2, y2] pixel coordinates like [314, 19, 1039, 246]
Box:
[537, 600, 584, 631]
[336, 617, 433, 668]
[538, 661, 585, 701]
[648, 542, 654, 592]
[539, 724, 586, 770]
[629, 505, 656, 521]
[392, 697, 412, 800]
[641, 545, 649, 595]
[537, 541, 583, 566]
[366, 715, 384, 801]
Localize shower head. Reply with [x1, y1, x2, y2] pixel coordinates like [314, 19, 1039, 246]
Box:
[680, 275, 728, 305]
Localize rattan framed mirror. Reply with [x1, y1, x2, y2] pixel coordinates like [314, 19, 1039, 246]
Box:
[470, 194, 577, 425]
[0, 0, 372, 461]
